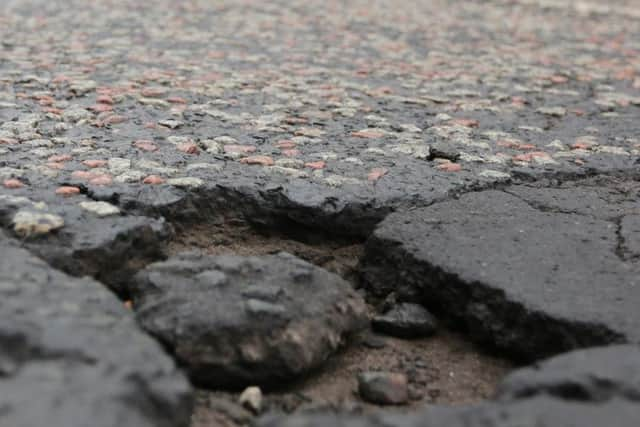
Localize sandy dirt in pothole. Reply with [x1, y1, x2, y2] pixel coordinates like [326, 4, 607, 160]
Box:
[169, 220, 364, 282]
[172, 222, 513, 427]
[190, 331, 513, 427]
[282, 331, 513, 407]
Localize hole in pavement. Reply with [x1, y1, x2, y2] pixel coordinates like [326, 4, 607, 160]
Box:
[168, 219, 364, 287]
[164, 219, 514, 426]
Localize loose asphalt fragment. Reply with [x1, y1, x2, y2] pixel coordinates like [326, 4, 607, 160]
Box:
[130, 251, 368, 388]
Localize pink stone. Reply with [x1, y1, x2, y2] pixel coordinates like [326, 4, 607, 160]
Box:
[3, 179, 24, 189]
[56, 186, 81, 196]
[143, 175, 165, 184]
[437, 163, 462, 172]
[305, 161, 326, 170]
[48, 154, 73, 162]
[71, 170, 95, 180]
[133, 140, 159, 152]
[240, 155, 274, 166]
[83, 159, 107, 168]
[88, 175, 112, 185]
[177, 143, 200, 154]
[352, 129, 385, 138]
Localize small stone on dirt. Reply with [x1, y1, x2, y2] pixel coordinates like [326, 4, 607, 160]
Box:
[238, 386, 263, 414]
[372, 303, 438, 338]
[358, 372, 409, 405]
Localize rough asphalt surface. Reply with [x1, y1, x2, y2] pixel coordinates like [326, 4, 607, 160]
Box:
[0, 234, 193, 427]
[0, 0, 639, 426]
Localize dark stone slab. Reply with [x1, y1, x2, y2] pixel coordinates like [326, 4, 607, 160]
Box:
[357, 372, 409, 405]
[0, 234, 193, 427]
[131, 251, 368, 388]
[361, 179, 640, 360]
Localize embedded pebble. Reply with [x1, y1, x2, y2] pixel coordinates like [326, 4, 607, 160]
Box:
[12, 210, 64, 237]
[79, 201, 121, 217]
[166, 177, 204, 188]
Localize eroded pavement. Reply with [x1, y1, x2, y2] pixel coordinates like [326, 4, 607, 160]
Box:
[1, 0, 639, 426]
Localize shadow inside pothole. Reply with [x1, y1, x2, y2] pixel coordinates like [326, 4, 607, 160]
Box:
[168, 219, 364, 286]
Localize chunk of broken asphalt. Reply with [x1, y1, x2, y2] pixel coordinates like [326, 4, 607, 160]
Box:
[362, 180, 640, 360]
[131, 251, 368, 388]
[372, 303, 438, 338]
[357, 372, 409, 405]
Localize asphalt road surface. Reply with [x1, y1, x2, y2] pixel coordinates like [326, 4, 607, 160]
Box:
[1, 1, 639, 426]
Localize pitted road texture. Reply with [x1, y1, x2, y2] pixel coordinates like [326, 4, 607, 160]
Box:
[0, 0, 639, 426]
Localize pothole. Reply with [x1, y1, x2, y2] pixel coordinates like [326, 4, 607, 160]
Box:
[168, 219, 365, 285]
[165, 220, 514, 427]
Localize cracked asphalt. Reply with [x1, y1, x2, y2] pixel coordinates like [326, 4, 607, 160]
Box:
[1, 0, 639, 426]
